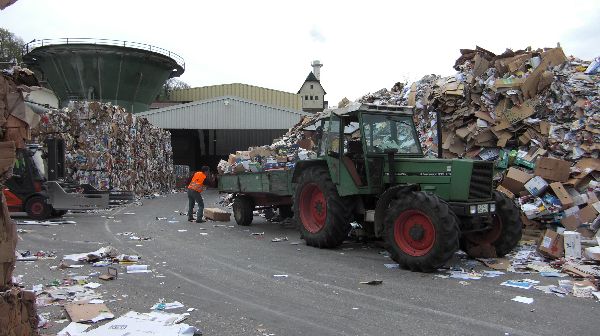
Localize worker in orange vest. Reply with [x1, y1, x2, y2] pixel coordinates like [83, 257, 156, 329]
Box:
[187, 166, 210, 223]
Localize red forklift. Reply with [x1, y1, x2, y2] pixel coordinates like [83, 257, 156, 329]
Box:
[4, 138, 111, 220]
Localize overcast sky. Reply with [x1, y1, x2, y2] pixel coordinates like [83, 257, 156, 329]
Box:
[2, 0, 599, 106]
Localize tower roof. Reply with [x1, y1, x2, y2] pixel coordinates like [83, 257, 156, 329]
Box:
[304, 72, 319, 82]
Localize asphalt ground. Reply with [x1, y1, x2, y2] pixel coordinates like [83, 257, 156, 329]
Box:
[13, 189, 599, 336]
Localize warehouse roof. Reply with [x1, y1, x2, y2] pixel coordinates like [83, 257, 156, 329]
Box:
[137, 96, 308, 130]
[169, 83, 302, 111]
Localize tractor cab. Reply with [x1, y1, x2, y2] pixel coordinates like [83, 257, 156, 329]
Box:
[300, 103, 421, 196]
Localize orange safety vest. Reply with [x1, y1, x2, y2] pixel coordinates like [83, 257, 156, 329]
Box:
[187, 171, 207, 193]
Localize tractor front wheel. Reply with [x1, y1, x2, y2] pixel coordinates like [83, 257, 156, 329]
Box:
[293, 167, 351, 248]
[462, 191, 522, 257]
[383, 191, 459, 272]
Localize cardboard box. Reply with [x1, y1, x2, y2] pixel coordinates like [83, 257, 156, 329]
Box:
[538, 229, 564, 259]
[522, 47, 567, 99]
[297, 138, 314, 150]
[561, 202, 600, 230]
[584, 246, 600, 261]
[203, 208, 231, 222]
[534, 157, 571, 182]
[524, 176, 548, 196]
[236, 151, 251, 160]
[501, 168, 533, 194]
[549, 182, 574, 208]
[563, 231, 582, 259]
[496, 185, 515, 199]
[587, 191, 599, 204]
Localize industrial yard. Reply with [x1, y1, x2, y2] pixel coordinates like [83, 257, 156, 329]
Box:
[2, 1, 600, 336]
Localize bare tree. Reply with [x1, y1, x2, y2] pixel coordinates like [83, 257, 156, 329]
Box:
[0, 27, 24, 70]
[159, 78, 191, 100]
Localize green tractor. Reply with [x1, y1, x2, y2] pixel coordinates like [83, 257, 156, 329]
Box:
[220, 103, 522, 272]
[290, 103, 521, 272]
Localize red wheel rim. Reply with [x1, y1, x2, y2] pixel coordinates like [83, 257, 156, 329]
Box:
[467, 215, 502, 244]
[299, 183, 327, 233]
[30, 201, 44, 215]
[394, 210, 436, 257]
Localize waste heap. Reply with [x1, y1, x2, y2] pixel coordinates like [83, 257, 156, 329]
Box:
[33, 101, 174, 196]
[217, 114, 321, 175]
[358, 46, 600, 265]
[1, 68, 39, 336]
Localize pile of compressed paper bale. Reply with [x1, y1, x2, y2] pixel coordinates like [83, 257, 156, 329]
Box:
[1, 68, 39, 336]
[217, 114, 321, 175]
[33, 101, 174, 196]
[358, 45, 600, 263]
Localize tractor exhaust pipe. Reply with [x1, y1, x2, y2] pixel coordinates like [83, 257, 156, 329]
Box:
[436, 110, 443, 158]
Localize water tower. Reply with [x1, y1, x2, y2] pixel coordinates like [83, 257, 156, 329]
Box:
[22, 38, 185, 113]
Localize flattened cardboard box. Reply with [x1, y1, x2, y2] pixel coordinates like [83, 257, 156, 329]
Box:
[561, 202, 600, 230]
[534, 157, 571, 182]
[538, 229, 564, 259]
[203, 208, 231, 222]
[496, 185, 515, 199]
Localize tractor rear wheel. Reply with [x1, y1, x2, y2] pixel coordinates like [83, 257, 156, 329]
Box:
[384, 191, 459, 272]
[293, 166, 351, 248]
[462, 191, 522, 257]
[233, 196, 254, 226]
[25, 195, 52, 220]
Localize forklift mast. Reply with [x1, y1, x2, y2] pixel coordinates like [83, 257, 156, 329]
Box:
[45, 138, 66, 181]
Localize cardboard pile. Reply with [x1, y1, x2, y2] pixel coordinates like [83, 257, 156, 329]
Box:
[33, 101, 174, 196]
[357, 45, 600, 264]
[217, 114, 321, 175]
[1, 68, 40, 335]
[359, 46, 599, 162]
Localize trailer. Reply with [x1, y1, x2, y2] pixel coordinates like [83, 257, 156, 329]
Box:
[219, 170, 294, 225]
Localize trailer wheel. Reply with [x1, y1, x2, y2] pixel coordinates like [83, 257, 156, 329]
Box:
[278, 205, 293, 219]
[462, 191, 522, 257]
[233, 196, 254, 226]
[293, 166, 351, 248]
[25, 195, 52, 220]
[384, 191, 459, 272]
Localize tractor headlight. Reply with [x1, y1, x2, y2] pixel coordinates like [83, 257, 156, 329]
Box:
[469, 205, 477, 215]
[490, 203, 496, 213]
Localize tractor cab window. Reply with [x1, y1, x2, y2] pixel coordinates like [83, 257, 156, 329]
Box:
[319, 118, 341, 157]
[362, 114, 422, 155]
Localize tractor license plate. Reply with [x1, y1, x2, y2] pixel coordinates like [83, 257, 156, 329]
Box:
[477, 204, 488, 213]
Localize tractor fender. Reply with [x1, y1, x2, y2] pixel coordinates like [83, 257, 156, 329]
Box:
[291, 160, 328, 183]
[374, 184, 419, 237]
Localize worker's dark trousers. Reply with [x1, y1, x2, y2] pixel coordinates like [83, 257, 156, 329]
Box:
[187, 189, 204, 222]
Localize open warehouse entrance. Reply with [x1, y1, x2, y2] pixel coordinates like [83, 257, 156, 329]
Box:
[169, 129, 288, 171]
[138, 95, 308, 172]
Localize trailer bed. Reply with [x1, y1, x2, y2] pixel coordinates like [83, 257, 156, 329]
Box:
[219, 170, 293, 196]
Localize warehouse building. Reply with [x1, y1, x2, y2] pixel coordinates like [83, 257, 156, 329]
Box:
[137, 83, 307, 170]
